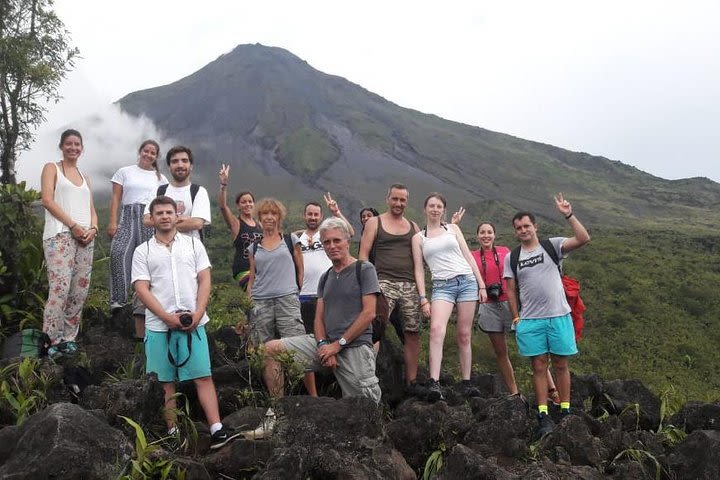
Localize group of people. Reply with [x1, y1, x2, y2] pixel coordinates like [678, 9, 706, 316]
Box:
[40, 132, 590, 446]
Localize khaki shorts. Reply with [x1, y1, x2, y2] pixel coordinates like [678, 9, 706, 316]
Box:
[378, 280, 421, 333]
[281, 334, 381, 403]
[249, 294, 305, 345]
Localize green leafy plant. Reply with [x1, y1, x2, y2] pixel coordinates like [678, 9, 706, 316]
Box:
[106, 345, 145, 383]
[657, 384, 687, 447]
[422, 442, 446, 480]
[610, 446, 663, 480]
[118, 416, 186, 480]
[0, 357, 51, 425]
[0, 183, 46, 331]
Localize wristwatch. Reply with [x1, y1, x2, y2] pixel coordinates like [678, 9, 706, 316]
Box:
[338, 337, 348, 347]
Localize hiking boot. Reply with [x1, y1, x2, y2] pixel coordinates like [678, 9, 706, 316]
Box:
[242, 407, 276, 440]
[426, 379, 444, 403]
[110, 302, 124, 314]
[560, 407, 571, 420]
[210, 427, 242, 450]
[548, 388, 561, 406]
[537, 413, 555, 437]
[405, 381, 427, 399]
[459, 380, 480, 398]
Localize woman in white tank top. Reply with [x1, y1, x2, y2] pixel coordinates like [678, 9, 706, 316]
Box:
[412, 193, 487, 401]
[40, 129, 98, 358]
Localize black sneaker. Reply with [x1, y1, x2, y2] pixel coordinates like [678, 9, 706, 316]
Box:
[459, 380, 480, 398]
[560, 407, 571, 420]
[405, 381, 427, 399]
[210, 427, 242, 450]
[426, 379, 444, 403]
[537, 413, 555, 437]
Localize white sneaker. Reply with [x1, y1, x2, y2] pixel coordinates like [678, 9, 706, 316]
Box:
[242, 407, 276, 440]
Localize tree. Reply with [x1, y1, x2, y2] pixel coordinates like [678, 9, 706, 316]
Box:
[0, 0, 78, 184]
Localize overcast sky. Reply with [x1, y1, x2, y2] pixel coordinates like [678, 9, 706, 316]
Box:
[18, 0, 720, 185]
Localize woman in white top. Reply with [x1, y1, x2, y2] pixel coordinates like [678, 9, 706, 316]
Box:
[40, 129, 98, 358]
[412, 193, 487, 401]
[107, 140, 168, 336]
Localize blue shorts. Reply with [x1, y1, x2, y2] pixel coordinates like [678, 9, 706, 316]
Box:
[145, 325, 211, 382]
[431, 274, 478, 304]
[515, 314, 578, 357]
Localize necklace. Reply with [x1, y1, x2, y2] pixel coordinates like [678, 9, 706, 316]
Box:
[155, 235, 175, 248]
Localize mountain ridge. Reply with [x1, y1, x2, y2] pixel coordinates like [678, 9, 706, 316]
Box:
[117, 43, 720, 229]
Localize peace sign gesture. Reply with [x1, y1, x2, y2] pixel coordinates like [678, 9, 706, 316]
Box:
[323, 192, 339, 215]
[219, 164, 230, 186]
[451, 206, 465, 225]
[554, 192, 572, 217]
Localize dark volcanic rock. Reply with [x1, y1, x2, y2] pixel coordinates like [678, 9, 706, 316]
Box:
[464, 394, 534, 457]
[668, 401, 720, 433]
[387, 398, 475, 470]
[436, 444, 519, 479]
[256, 396, 413, 479]
[0, 402, 132, 479]
[80, 324, 138, 378]
[80, 373, 164, 427]
[597, 379, 661, 431]
[203, 439, 274, 478]
[668, 429, 720, 479]
[375, 336, 406, 406]
[538, 415, 610, 468]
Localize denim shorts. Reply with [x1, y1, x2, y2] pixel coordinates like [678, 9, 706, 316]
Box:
[431, 274, 479, 304]
[515, 313, 578, 357]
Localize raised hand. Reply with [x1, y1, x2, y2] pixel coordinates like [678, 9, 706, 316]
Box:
[451, 206, 465, 224]
[554, 192, 572, 217]
[323, 192, 339, 215]
[219, 164, 230, 186]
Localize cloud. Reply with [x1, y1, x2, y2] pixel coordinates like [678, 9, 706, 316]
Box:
[17, 69, 175, 193]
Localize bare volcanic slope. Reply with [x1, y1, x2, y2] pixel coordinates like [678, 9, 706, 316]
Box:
[118, 44, 720, 228]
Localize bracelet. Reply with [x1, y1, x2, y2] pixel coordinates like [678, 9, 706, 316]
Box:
[316, 339, 329, 347]
[479, 288, 486, 290]
[89, 225, 98, 232]
[565, 212, 574, 220]
[69, 223, 78, 230]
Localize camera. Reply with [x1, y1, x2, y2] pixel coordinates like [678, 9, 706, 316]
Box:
[176, 310, 193, 327]
[486, 283, 503, 300]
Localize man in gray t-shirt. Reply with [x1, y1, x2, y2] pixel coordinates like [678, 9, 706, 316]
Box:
[503, 193, 590, 436]
[265, 217, 382, 404]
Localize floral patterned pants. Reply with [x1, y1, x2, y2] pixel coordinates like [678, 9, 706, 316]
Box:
[43, 232, 94, 345]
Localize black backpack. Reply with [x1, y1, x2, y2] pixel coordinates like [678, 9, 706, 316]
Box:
[156, 183, 204, 241]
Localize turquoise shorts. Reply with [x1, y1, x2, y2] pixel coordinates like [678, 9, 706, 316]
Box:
[515, 313, 578, 357]
[145, 325, 211, 382]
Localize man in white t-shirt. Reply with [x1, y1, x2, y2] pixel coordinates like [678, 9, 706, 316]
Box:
[132, 195, 238, 450]
[143, 145, 211, 241]
[297, 195, 355, 333]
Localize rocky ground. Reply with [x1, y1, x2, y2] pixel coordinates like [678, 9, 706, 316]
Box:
[1, 311, 718, 479]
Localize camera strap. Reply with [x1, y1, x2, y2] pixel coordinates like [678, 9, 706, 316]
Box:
[166, 330, 197, 368]
[480, 247, 500, 279]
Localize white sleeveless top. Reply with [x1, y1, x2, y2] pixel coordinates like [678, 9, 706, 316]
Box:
[421, 226, 473, 280]
[43, 163, 91, 240]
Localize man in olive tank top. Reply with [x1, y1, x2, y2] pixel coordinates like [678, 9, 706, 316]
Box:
[359, 184, 422, 396]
